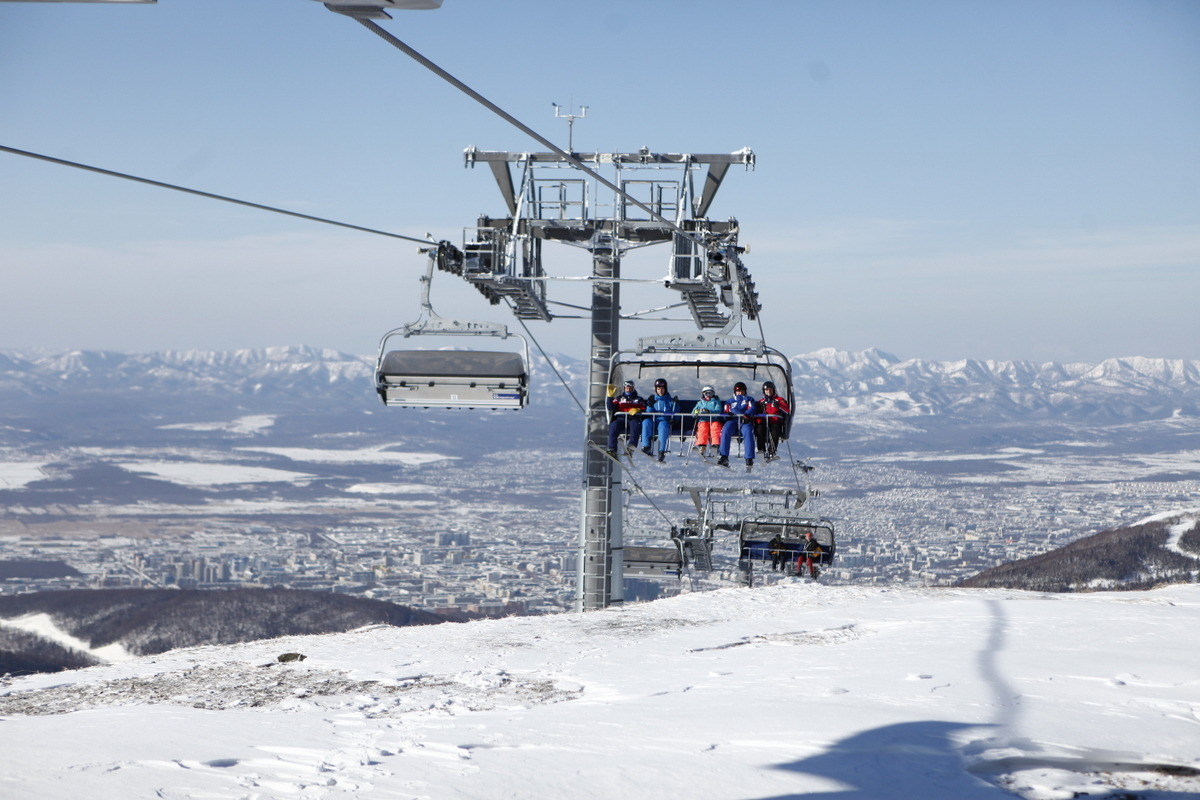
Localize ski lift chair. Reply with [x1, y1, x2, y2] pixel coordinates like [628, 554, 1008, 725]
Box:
[376, 346, 528, 409]
[622, 544, 685, 577]
[374, 254, 531, 410]
[609, 332, 794, 457]
[738, 517, 836, 585]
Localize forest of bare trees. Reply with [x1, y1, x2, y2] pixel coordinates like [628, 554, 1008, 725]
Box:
[959, 516, 1200, 592]
[0, 588, 451, 676]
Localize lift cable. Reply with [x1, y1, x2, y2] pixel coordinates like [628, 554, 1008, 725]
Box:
[506, 304, 587, 415]
[0, 144, 433, 246]
[587, 443, 676, 528]
[352, 19, 703, 246]
[752, 312, 806, 496]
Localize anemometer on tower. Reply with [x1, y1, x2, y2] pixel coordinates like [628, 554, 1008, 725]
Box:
[552, 103, 587, 153]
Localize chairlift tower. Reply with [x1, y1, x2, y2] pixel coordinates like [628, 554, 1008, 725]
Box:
[445, 142, 756, 610]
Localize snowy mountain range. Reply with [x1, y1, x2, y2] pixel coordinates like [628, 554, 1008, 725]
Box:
[789, 348, 1200, 421]
[3, 346, 1199, 421]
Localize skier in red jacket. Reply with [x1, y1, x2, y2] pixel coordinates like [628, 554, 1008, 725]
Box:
[755, 380, 790, 462]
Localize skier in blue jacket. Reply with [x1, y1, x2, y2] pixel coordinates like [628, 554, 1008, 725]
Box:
[640, 378, 680, 462]
[718, 381, 758, 469]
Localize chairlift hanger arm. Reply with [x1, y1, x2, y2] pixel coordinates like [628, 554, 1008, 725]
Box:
[0, 144, 433, 245]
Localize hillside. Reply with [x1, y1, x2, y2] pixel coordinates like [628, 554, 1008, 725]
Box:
[0, 583, 1197, 799]
[959, 509, 1200, 592]
[0, 589, 449, 675]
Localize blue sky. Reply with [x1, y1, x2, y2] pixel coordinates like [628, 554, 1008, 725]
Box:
[1, 0, 1197, 363]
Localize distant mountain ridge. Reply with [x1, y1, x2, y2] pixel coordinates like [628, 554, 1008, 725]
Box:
[790, 348, 1200, 421]
[0, 345, 371, 401]
[2, 346, 1198, 421]
[959, 509, 1200, 592]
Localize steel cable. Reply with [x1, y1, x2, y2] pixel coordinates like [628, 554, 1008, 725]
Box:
[0, 144, 432, 245]
[507, 306, 586, 414]
[352, 19, 702, 245]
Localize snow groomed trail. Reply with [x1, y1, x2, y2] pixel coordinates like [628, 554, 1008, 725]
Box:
[2, 583, 1198, 799]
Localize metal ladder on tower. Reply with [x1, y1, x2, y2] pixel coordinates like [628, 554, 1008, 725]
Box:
[687, 538, 713, 571]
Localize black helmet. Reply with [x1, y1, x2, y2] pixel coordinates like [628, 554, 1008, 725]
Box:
[733, 381, 747, 393]
[763, 381, 776, 392]
[654, 378, 667, 388]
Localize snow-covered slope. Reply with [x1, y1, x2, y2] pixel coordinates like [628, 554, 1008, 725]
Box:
[2, 583, 1198, 799]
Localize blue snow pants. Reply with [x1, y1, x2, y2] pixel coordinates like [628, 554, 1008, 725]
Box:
[640, 414, 673, 454]
[719, 418, 756, 459]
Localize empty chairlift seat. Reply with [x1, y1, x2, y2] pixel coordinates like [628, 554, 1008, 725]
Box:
[622, 545, 684, 577]
[376, 350, 528, 409]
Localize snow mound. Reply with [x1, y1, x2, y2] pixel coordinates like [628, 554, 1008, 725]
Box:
[1, 584, 1198, 800]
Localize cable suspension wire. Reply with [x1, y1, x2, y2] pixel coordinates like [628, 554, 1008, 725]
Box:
[544, 299, 592, 312]
[352, 19, 702, 246]
[0, 144, 432, 245]
[752, 312, 806, 496]
[588, 443, 675, 528]
[508, 307, 586, 414]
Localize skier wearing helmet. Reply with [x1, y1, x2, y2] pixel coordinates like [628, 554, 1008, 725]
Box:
[718, 381, 758, 470]
[691, 385, 723, 457]
[606, 380, 646, 456]
[640, 378, 679, 462]
[755, 380, 791, 461]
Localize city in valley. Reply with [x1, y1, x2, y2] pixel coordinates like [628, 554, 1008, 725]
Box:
[3, 390, 1198, 614]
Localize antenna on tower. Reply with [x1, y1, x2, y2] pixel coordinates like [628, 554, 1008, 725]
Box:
[552, 101, 587, 153]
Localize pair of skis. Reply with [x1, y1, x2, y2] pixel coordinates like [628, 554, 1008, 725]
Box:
[699, 453, 752, 473]
[697, 448, 779, 473]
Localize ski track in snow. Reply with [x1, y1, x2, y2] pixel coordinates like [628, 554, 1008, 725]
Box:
[0, 461, 49, 490]
[0, 612, 132, 663]
[1, 584, 1199, 800]
[1164, 517, 1200, 563]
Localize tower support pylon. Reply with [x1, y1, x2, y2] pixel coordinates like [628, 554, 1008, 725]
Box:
[578, 243, 621, 611]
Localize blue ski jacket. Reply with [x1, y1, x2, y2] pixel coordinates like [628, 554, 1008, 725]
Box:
[645, 393, 680, 418]
[725, 394, 758, 419]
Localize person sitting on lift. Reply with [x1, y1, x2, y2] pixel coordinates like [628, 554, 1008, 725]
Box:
[768, 533, 787, 571]
[640, 378, 679, 462]
[718, 381, 758, 469]
[755, 380, 791, 462]
[691, 386, 723, 457]
[606, 380, 646, 457]
[797, 530, 823, 578]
